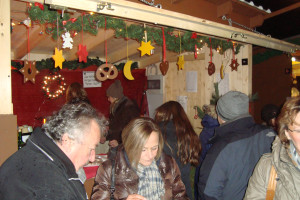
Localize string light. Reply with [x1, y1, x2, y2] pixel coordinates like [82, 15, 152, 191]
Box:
[41, 73, 66, 99]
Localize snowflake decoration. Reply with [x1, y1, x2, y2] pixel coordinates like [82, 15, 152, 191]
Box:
[62, 32, 73, 49]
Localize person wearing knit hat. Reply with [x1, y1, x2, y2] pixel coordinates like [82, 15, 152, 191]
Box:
[197, 90, 275, 200]
[105, 79, 140, 159]
[216, 91, 249, 122]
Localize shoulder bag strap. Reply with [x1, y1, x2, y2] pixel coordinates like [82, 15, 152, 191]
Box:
[266, 165, 277, 200]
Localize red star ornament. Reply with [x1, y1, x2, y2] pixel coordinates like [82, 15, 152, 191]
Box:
[19, 60, 39, 83]
[52, 48, 65, 69]
[77, 44, 88, 63]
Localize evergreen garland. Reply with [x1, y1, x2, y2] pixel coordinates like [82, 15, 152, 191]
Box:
[28, 4, 242, 55]
[11, 57, 138, 71]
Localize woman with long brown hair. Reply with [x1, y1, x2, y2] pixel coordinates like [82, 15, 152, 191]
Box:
[154, 101, 201, 199]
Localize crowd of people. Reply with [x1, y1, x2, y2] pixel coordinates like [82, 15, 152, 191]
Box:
[1, 79, 299, 200]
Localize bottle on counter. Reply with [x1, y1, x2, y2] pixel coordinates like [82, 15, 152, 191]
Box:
[18, 127, 25, 149]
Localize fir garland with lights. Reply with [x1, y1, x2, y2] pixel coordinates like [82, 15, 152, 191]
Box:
[28, 4, 242, 54]
[11, 57, 138, 72]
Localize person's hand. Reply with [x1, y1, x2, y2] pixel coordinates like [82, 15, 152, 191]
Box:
[109, 140, 118, 147]
[126, 194, 146, 200]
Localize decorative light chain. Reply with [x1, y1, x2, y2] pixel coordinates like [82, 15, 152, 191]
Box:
[42, 73, 66, 99]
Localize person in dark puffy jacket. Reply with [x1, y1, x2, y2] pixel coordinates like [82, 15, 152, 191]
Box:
[91, 117, 188, 200]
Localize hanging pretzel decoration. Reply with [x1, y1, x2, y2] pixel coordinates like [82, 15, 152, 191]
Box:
[95, 63, 118, 81]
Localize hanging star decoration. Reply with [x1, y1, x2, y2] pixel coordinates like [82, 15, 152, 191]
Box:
[20, 60, 39, 83]
[177, 55, 185, 70]
[138, 41, 154, 56]
[52, 48, 65, 69]
[62, 31, 73, 49]
[77, 44, 88, 63]
[230, 59, 240, 71]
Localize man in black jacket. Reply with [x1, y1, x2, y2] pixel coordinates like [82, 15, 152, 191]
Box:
[197, 91, 275, 200]
[0, 102, 107, 200]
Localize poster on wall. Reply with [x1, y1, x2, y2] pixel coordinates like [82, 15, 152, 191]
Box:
[186, 71, 197, 92]
[83, 71, 102, 88]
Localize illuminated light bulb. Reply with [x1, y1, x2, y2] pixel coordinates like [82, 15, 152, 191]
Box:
[292, 57, 296, 62]
[90, 12, 94, 15]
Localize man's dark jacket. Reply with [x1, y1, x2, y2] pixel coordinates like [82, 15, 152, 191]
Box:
[0, 127, 87, 200]
[198, 115, 275, 200]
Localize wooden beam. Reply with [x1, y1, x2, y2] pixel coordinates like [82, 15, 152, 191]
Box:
[42, 0, 299, 53]
[250, 14, 264, 28]
[217, 1, 233, 18]
[108, 40, 140, 63]
[65, 29, 115, 60]
[264, 2, 300, 20]
[0, 0, 13, 114]
[13, 25, 47, 59]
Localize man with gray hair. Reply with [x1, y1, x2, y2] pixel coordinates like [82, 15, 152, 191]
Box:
[197, 91, 275, 200]
[0, 102, 107, 200]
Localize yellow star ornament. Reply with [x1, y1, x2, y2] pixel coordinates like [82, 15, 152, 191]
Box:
[52, 48, 65, 69]
[177, 55, 185, 70]
[138, 41, 154, 56]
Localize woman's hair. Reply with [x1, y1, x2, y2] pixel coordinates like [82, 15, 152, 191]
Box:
[277, 97, 300, 145]
[122, 117, 164, 169]
[66, 82, 90, 104]
[42, 102, 108, 143]
[154, 101, 201, 166]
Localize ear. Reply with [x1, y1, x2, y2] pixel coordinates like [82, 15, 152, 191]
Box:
[285, 130, 291, 140]
[60, 134, 72, 153]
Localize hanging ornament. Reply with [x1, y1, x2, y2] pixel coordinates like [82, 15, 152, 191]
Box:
[138, 41, 154, 56]
[138, 26, 154, 56]
[194, 44, 198, 59]
[77, 15, 88, 63]
[194, 106, 199, 119]
[207, 38, 215, 76]
[95, 63, 118, 82]
[159, 27, 169, 76]
[220, 62, 225, 79]
[230, 42, 239, 71]
[20, 60, 39, 83]
[77, 44, 88, 63]
[191, 32, 197, 39]
[34, 2, 44, 10]
[123, 25, 135, 80]
[52, 48, 65, 69]
[22, 18, 31, 28]
[41, 73, 66, 99]
[177, 31, 184, 70]
[62, 31, 73, 49]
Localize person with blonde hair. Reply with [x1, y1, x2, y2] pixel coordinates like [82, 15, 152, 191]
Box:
[91, 117, 188, 200]
[244, 97, 300, 199]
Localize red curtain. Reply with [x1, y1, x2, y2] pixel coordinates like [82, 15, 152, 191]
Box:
[12, 66, 147, 128]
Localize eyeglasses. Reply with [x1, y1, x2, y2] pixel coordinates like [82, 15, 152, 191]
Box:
[287, 127, 300, 134]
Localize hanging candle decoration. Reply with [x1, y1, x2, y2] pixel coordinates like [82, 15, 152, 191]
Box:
[230, 42, 240, 71]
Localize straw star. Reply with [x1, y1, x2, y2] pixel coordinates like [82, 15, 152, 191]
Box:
[138, 41, 154, 56]
[52, 48, 65, 69]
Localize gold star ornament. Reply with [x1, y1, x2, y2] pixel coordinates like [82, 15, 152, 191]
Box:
[52, 48, 65, 69]
[138, 41, 154, 56]
[177, 55, 185, 70]
[20, 60, 39, 83]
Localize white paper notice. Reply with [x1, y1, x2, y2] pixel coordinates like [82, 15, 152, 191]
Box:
[215, 73, 229, 95]
[177, 96, 188, 113]
[186, 71, 197, 92]
[83, 71, 102, 88]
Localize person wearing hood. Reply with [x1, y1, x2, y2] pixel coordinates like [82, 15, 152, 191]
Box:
[105, 80, 140, 158]
[197, 91, 275, 200]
